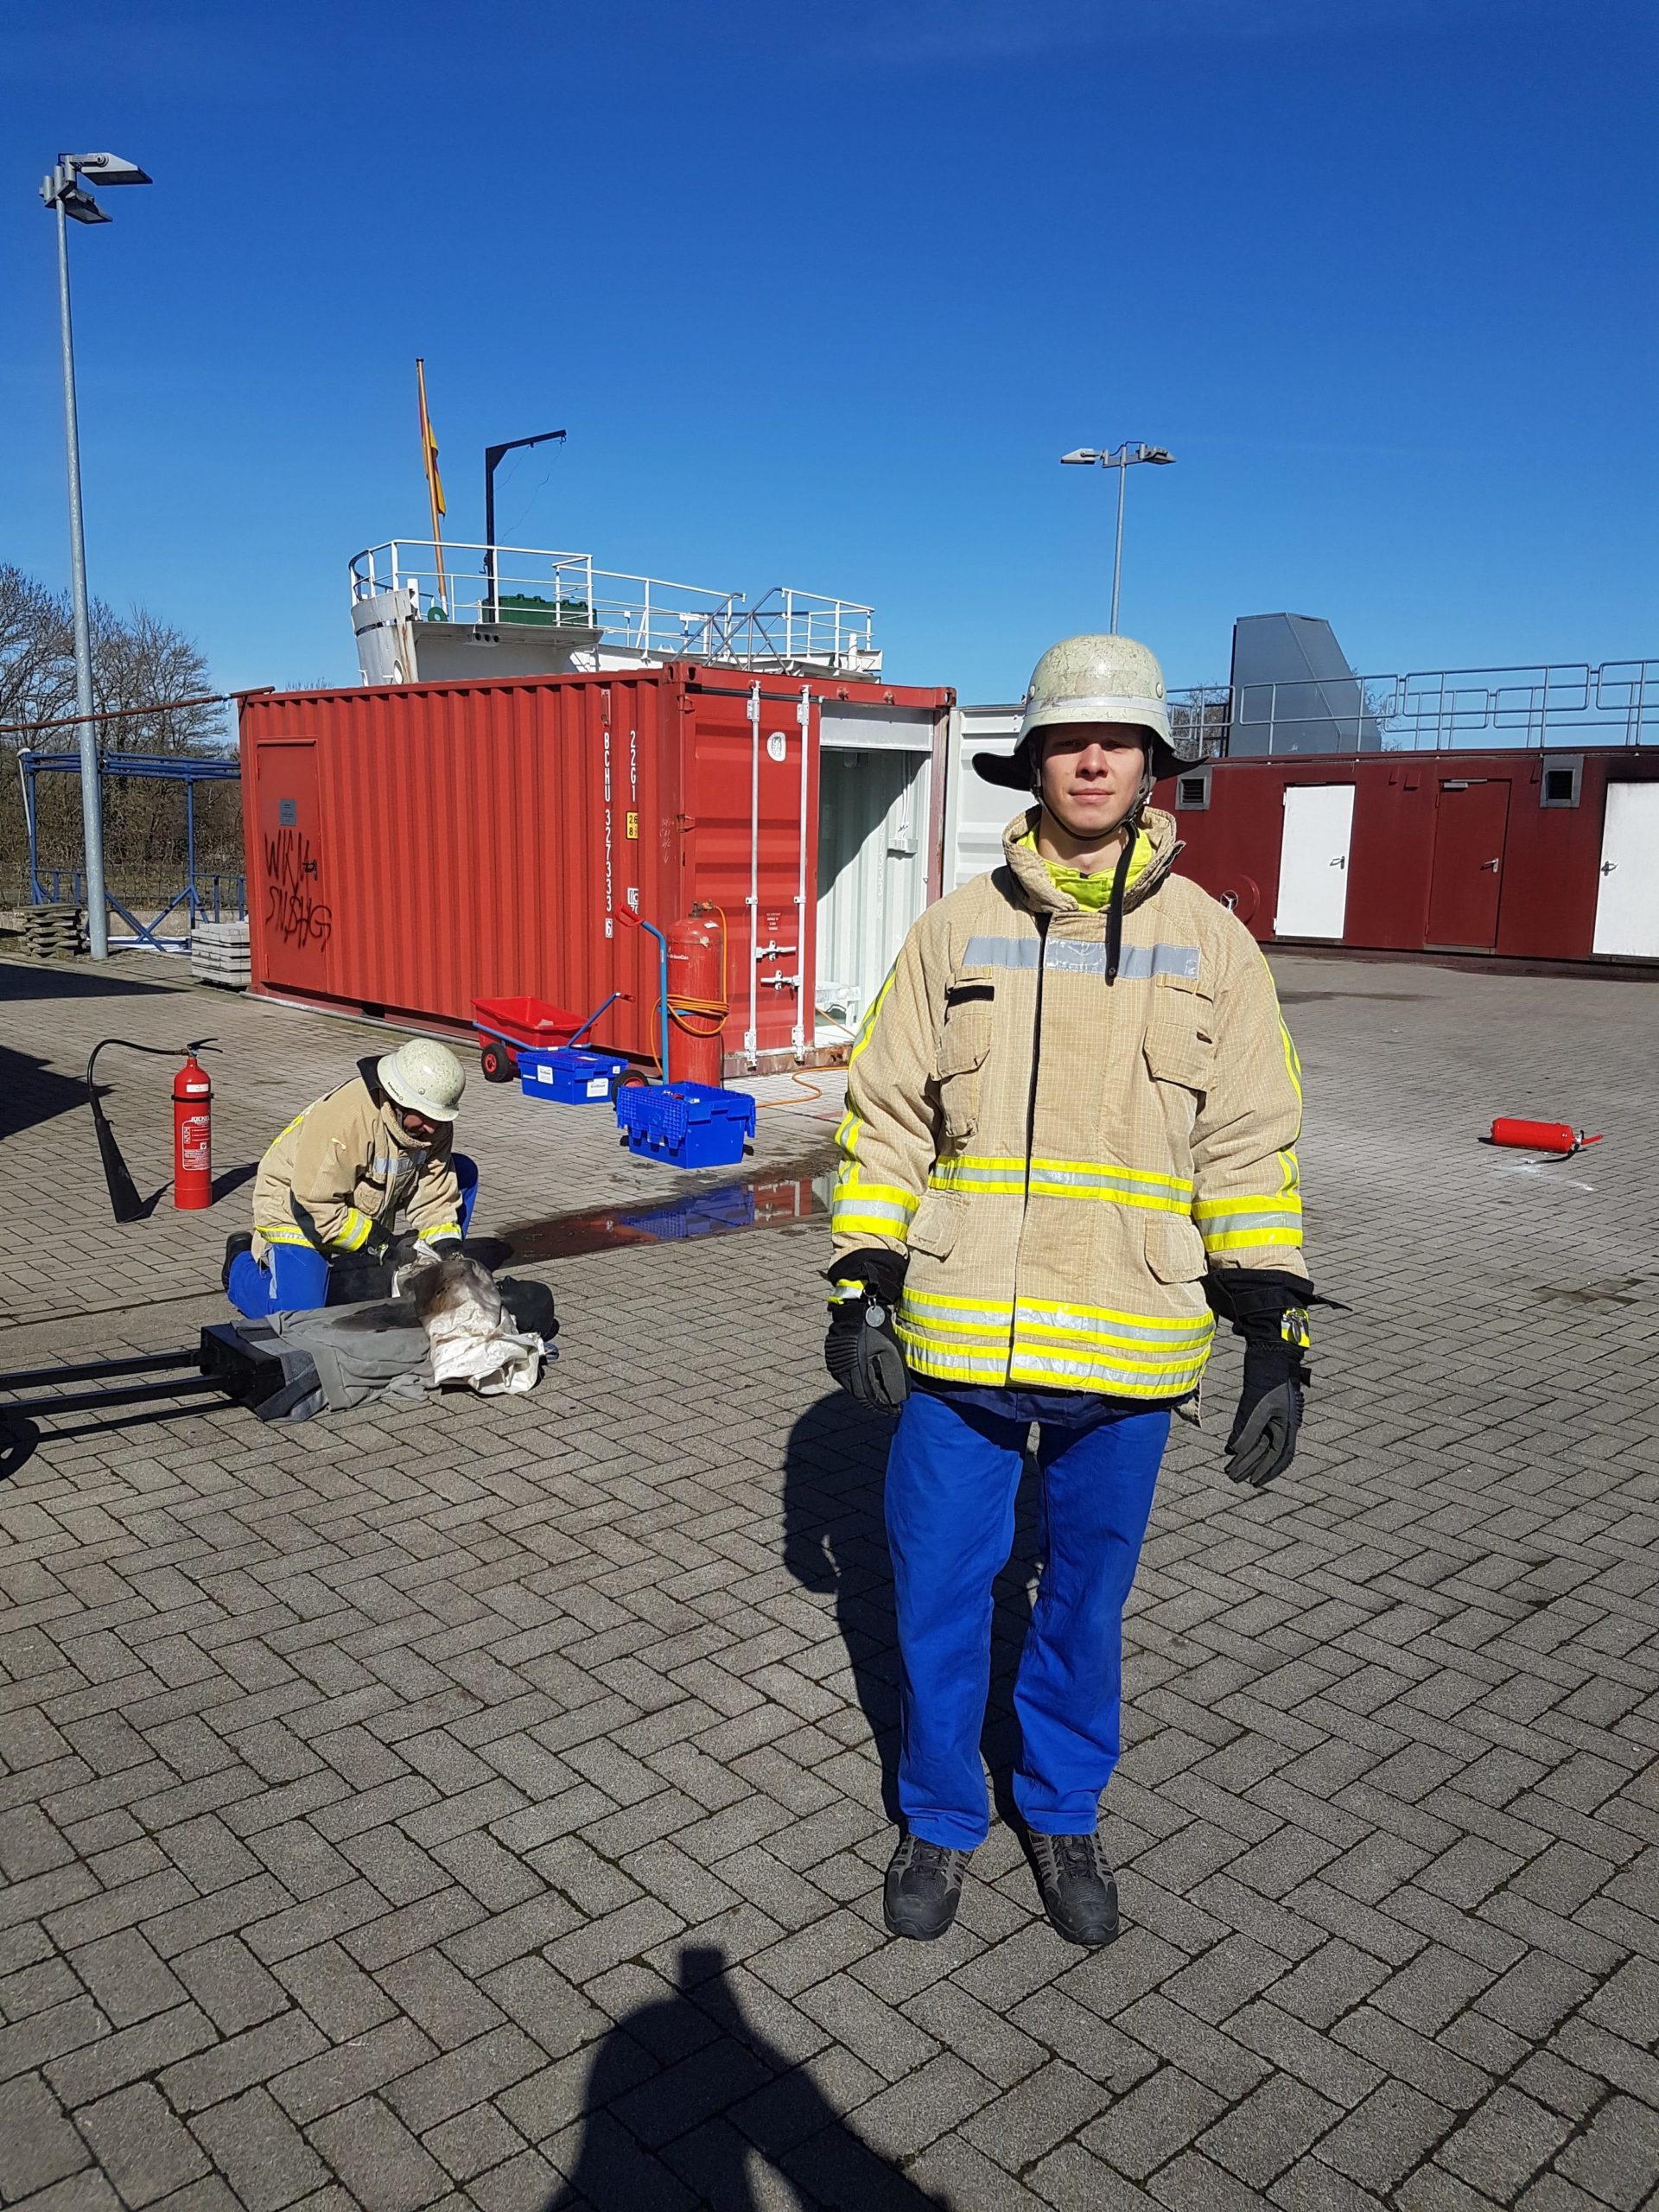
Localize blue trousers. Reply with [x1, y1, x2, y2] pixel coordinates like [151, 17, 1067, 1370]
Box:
[227, 1154, 480, 1318]
[885, 1388, 1168, 1850]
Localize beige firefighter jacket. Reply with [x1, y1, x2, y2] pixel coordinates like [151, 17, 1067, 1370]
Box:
[830, 807, 1306, 1402]
[251, 1071, 463, 1262]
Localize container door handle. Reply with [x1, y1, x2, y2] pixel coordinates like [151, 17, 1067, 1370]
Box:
[1328, 855, 1346, 868]
[1483, 858, 1500, 872]
[1601, 860, 1617, 874]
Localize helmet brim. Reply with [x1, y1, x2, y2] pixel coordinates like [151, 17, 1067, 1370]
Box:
[972, 728, 1197, 790]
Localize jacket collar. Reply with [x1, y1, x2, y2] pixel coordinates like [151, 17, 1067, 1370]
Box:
[1001, 805, 1181, 918]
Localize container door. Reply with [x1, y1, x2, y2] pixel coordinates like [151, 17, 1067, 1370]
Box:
[1592, 782, 1659, 956]
[254, 744, 333, 995]
[1425, 779, 1510, 951]
[1275, 785, 1354, 938]
[815, 749, 930, 1039]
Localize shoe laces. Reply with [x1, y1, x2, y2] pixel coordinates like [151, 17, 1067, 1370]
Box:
[906, 1839, 962, 1878]
[1047, 1833, 1104, 1880]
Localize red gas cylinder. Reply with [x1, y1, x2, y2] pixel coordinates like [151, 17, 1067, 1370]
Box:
[666, 905, 728, 1088]
[173, 1050, 213, 1209]
[1490, 1118, 1602, 1156]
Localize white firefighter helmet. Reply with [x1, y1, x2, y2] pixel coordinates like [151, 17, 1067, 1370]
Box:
[378, 1037, 466, 1122]
[975, 632, 1196, 790]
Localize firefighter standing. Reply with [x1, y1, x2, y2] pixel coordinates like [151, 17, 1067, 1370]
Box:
[824, 634, 1314, 1945]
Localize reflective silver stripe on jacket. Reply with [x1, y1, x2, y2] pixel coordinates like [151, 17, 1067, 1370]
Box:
[962, 935, 1201, 982]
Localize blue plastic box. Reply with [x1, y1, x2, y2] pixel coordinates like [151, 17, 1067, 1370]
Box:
[614, 1082, 758, 1169]
[518, 1046, 633, 1105]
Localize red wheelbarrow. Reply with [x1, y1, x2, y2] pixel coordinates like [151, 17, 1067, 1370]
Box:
[472, 991, 626, 1084]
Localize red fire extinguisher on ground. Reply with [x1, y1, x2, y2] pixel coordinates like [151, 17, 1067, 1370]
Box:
[666, 903, 730, 1089]
[174, 1049, 213, 1210]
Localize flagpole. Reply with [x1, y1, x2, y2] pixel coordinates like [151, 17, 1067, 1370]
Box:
[416, 358, 448, 611]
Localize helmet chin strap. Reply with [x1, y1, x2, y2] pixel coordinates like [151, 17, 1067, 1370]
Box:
[1033, 752, 1156, 988]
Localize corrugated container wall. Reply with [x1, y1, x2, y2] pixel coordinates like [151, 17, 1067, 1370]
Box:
[241, 666, 953, 1067]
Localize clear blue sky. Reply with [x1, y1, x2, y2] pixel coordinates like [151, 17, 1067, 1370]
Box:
[4, 0, 1653, 702]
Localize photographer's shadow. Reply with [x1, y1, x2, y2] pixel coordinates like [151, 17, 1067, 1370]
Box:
[782, 1391, 1041, 1832]
[545, 1945, 946, 2209]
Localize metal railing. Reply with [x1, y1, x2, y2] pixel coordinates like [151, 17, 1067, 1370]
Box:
[1173, 659, 1659, 758]
[349, 542, 879, 673]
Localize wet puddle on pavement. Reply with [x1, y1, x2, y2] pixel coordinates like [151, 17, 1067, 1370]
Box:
[500, 1150, 838, 1263]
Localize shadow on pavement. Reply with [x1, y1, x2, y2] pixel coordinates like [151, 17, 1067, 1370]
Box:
[545, 1944, 948, 2210]
[783, 1393, 906, 1821]
[0, 960, 173, 1000]
[0, 1044, 96, 1142]
[782, 1391, 1042, 1836]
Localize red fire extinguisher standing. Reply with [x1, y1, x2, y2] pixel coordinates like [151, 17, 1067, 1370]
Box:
[666, 903, 729, 1089]
[174, 1049, 213, 1210]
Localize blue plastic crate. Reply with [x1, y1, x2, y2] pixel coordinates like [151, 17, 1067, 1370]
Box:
[518, 1046, 633, 1105]
[614, 1081, 758, 1169]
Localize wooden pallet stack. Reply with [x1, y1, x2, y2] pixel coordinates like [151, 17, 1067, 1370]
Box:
[190, 917, 251, 990]
[22, 903, 88, 959]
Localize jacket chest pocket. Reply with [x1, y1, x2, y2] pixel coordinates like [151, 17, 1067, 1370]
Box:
[1143, 977, 1215, 1098]
[936, 982, 994, 1145]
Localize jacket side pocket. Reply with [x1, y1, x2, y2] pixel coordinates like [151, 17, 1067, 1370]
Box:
[936, 999, 993, 1144]
[907, 1192, 966, 1262]
[1144, 1211, 1208, 1284]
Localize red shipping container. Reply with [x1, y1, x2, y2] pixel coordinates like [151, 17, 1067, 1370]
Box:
[1157, 747, 1659, 967]
[240, 664, 953, 1071]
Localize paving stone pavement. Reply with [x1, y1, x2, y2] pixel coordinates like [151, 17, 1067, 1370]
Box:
[1, 946, 1656, 2211]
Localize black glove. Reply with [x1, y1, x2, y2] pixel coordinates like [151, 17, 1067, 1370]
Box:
[824, 1249, 910, 1411]
[423, 1238, 466, 1260]
[1207, 1270, 1313, 1488]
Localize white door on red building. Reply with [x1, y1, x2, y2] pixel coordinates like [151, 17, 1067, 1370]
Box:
[1592, 783, 1659, 957]
[1275, 785, 1355, 938]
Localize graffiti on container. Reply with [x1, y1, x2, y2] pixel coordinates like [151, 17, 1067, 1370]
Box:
[264, 826, 333, 949]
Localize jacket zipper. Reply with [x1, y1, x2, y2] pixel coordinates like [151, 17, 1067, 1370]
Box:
[1012, 913, 1050, 1374]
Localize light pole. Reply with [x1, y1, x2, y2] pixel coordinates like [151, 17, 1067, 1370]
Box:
[39, 150, 152, 961]
[1060, 441, 1175, 634]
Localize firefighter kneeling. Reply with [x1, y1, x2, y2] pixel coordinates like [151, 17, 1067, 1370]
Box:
[226, 1039, 475, 1318]
[824, 632, 1316, 1946]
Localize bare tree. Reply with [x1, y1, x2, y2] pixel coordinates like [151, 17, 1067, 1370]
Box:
[0, 566, 241, 912]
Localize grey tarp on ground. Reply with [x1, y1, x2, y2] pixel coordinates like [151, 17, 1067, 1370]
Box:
[230, 1307, 434, 1421]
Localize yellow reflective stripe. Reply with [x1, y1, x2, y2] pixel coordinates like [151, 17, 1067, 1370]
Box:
[257, 1223, 314, 1248]
[893, 1326, 1007, 1382]
[332, 1208, 373, 1253]
[836, 1108, 862, 1160]
[901, 1287, 1014, 1318]
[1014, 1294, 1212, 1337]
[1030, 1158, 1192, 1193]
[1192, 1192, 1304, 1220]
[1015, 1307, 1213, 1354]
[416, 1222, 461, 1243]
[848, 967, 897, 1065]
[930, 1154, 1195, 1211]
[833, 1213, 914, 1238]
[1008, 1351, 1207, 1398]
[1277, 1148, 1300, 1195]
[1028, 1179, 1188, 1213]
[1280, 1019, 1303, 1104]
[1203, 1226, 1304, 1251]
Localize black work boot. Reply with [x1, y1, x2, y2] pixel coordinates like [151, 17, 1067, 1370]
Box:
[222, 1233, 253, 1294]
[1027, 1828, 1120, 1946]
[883, 1834, 970, 1941]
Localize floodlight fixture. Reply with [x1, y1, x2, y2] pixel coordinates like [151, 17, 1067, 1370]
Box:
[67, 152, 153, 185]
[1058, 438, 1178, 630]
